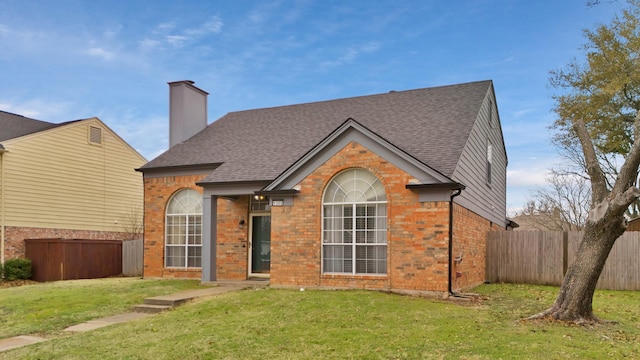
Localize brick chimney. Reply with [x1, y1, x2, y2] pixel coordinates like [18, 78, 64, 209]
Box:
[168, 80, 208, 148]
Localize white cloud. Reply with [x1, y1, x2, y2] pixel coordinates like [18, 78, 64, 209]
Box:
[321, 41, 382, 67]
[185, 16, 223, 36]
[166, 35, 187, 47]
[139, 38, 161, 50]
[0, 24, 9, 35]
[0, 99, 74, 122]
[87, 47, 115, 61]
[156, 22, 176, 32]
[149, 16, 223, 49]
[507, 168, 550, 187]
[104, 25, 122, 39]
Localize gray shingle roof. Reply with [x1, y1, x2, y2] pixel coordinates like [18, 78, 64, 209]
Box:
[0, 110, 78, 142]
[141, 80, 492, 184]
[0, 110, 55, 142]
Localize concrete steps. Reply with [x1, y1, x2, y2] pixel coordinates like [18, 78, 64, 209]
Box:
[132, 281, 269, 314]
[132, 303, 173, 313]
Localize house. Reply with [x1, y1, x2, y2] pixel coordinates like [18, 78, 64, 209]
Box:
[0, 110, 147, 263]
[138, 80, 508, 294]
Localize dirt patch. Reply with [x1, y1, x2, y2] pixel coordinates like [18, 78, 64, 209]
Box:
[0, 280, 38, 289]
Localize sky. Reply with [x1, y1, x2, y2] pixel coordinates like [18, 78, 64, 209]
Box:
[0, 0, 626, 215]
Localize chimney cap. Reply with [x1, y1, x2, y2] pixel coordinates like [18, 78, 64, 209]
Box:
[168, 80, 195, 85]
[167, 80, 209, 95]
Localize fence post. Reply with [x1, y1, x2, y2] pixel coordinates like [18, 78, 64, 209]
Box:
[562, 231, 568, 276]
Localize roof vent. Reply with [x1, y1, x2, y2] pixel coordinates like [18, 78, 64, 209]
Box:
[89, 126, 102, 145]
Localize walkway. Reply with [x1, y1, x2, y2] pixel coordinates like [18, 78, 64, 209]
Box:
[0, 280, 268, 353]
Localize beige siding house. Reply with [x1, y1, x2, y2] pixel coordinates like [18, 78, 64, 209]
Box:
[0, 110, 147, 263]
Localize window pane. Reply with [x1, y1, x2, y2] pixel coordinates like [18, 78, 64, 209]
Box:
[165, 189, 203, 268]
[166, 216, 186, 245]
[356, 245, 387, 274]
[166, 246, 186, 267]
[321, 169, 387, 275]
[323, 245, 352, 273]
[167, 189, 202, 215]
[188, 246, 202, 267]
[377, 204, 387, 216]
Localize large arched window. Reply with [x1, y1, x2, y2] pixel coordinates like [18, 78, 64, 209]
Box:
[322, 169, 387, 274]
[165, 189, 202, 268]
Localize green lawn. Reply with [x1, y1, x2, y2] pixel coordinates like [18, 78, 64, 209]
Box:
[1, 282, 639, 359]
[0, 277, 208, 338]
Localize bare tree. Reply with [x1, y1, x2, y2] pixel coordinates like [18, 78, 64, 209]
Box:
[121, 202, 143, 240]
[520, 169, 590, 231]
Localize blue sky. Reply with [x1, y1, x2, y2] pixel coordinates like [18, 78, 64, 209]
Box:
[0, 0, 625, 215]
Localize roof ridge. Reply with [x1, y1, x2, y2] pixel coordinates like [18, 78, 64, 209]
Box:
[227, 80, 492, 115]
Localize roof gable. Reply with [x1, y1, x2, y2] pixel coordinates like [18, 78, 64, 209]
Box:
[262, 118, 453, 191]
[141, 80, 493, 184]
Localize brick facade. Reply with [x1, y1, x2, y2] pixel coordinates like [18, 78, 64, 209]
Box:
[142, 141, 496, 293]
[143, 174, 207, 279]
[269, 141, 485, 293]
[4, 226, 130, 261]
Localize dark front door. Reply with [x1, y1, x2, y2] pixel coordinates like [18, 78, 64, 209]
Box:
[250, 215, 271, 274]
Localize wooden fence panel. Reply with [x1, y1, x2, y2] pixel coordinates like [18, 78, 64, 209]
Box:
[122, 239, 143, 277]
[486, 231, 564, 286]
[488, 231, 640, 290]
[25, 238, 122, 282]
[597, 232, 640, 290]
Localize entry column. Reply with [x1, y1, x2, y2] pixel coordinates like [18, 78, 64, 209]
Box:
[201, 194, 217, 282]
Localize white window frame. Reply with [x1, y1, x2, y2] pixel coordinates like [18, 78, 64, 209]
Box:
[322, 169, 388, 275]
[486, 141, 493, 186]
[165, 189, 203, 268]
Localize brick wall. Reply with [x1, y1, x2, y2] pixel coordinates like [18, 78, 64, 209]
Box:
[270, 141, 457, 292]
[4, 226, 129, 260]
[216, 196, 249, 280]
[143, 174, 206, 279]
[451, 204, 493, 290]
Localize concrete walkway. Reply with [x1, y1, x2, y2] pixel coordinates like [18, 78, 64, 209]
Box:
[0, 280, 268, 353]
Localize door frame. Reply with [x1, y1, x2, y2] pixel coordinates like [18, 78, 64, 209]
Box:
[248, 213, 271, 278]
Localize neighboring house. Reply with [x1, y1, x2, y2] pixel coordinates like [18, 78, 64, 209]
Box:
[510, 213, 580, 231]
[138, 80, 508, 294]
[0, 110, 147, 263]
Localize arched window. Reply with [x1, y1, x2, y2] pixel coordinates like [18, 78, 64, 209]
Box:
[322, 169, 387, 274]
[165, 189, 202, 268]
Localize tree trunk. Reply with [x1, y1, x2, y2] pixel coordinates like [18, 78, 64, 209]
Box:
[528, 212, 625, 324]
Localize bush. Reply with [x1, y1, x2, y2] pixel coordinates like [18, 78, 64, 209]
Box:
[0, 261, 3, 281]
[3, 258, 32, 281]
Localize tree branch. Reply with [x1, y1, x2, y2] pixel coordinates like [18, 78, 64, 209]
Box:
[572, 117, 609, 202]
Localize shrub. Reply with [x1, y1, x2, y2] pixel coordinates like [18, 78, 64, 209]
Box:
[0, 261, 3, 281]
[3, 258, 32, 281]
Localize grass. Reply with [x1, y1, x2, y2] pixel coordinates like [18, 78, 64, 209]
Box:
[1, 282, 640, 359]
[0, 277, 207, 338]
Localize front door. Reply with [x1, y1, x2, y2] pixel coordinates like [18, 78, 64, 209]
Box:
[250, 215, 271, 276]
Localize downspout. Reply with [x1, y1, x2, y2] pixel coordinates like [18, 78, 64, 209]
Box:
[0, 145, 6, 264]
[448, 188, 463, 296]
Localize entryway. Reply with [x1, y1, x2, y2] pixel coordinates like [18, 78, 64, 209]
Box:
[249, 214, 271, 276]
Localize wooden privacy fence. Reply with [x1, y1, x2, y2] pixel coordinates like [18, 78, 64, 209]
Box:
[486, 231, 640, 291]
[25, 238, 122, 282]
[122, 239, 143, 277]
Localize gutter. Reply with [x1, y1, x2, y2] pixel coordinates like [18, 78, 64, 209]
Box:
[0, 144, 6, 264]
[448, 188, 463, 296]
